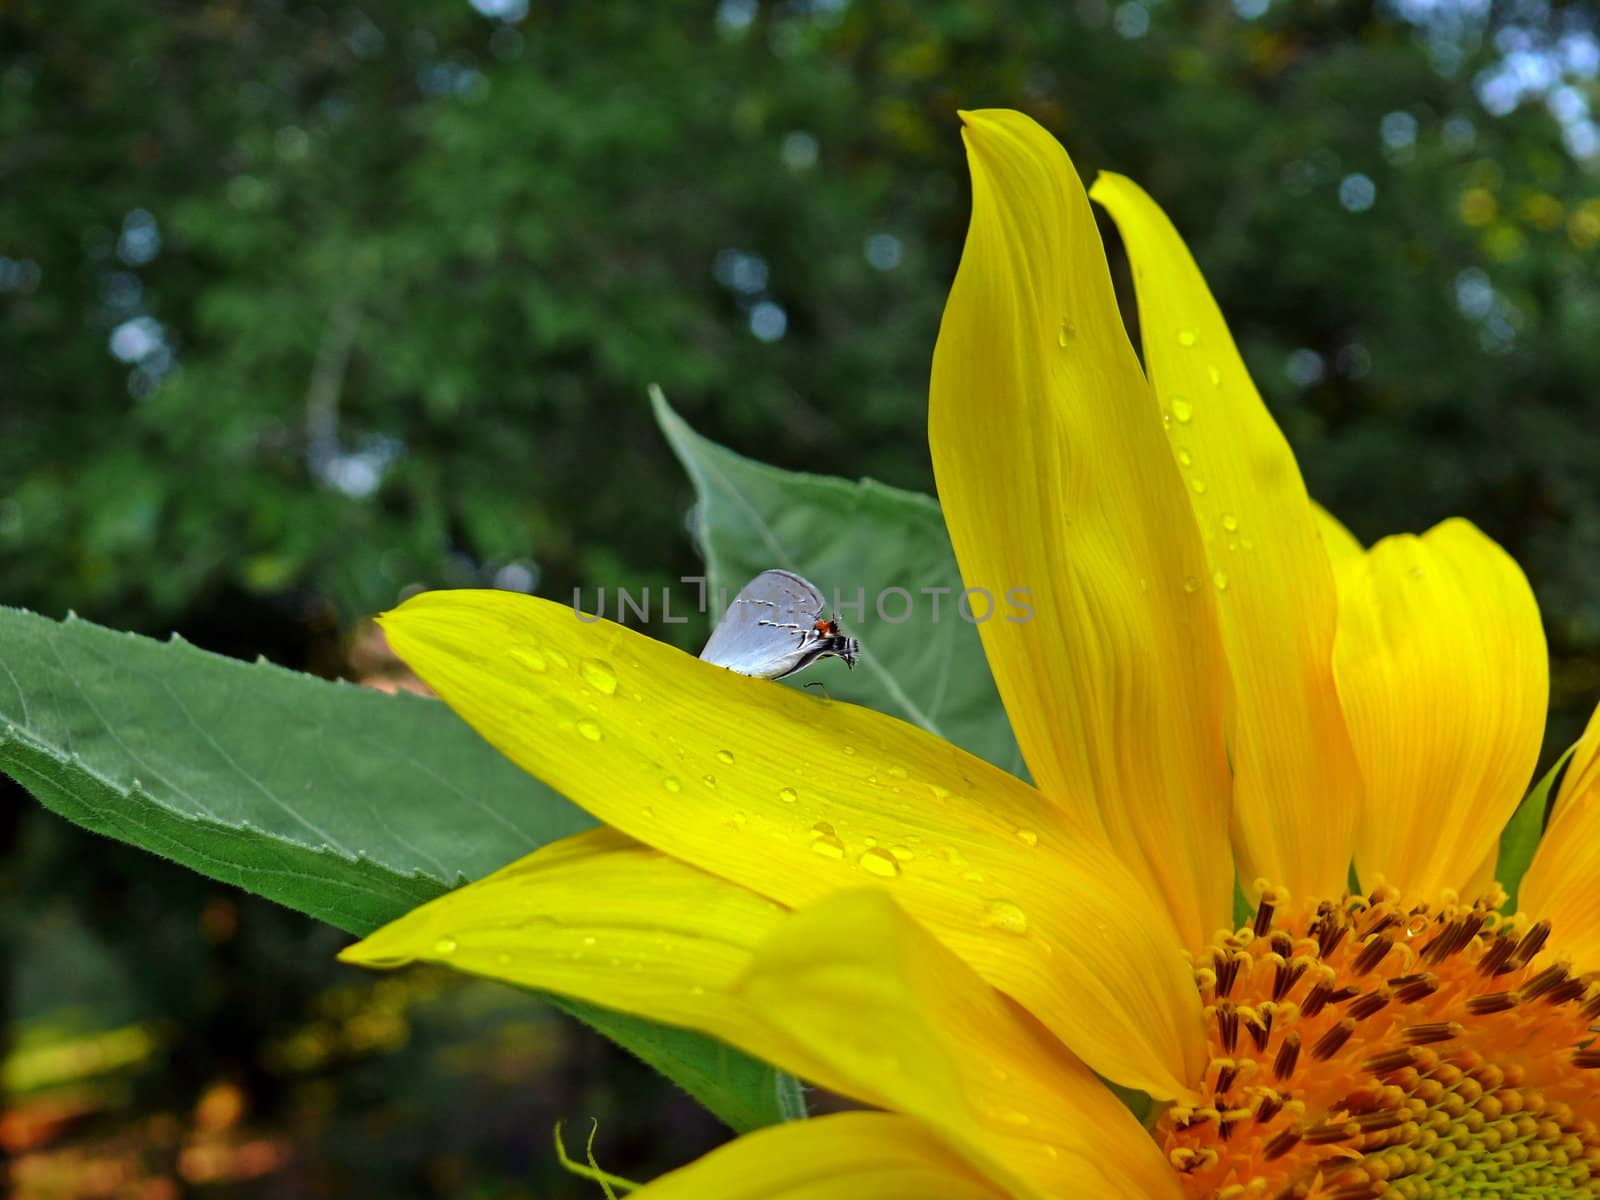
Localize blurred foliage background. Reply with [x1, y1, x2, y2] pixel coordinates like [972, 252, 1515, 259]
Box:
[4, 0, 1600, 1194]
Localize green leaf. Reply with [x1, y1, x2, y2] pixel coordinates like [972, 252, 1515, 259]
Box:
[1498, 744, 1577, 913]
[549, 998, 804, 1132]
[0, 606, 798, 1132]
[652, 387, 1025, 778]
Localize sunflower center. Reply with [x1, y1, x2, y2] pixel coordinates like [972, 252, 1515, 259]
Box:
[1157, 884, 1600, 1199]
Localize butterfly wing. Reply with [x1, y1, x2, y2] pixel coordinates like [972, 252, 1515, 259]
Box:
[699, 569, 833, 679]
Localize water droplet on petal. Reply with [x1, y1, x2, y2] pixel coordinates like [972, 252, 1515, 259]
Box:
[1171, 398, 1194, 423]
[1057, 318, 1075, 346]
[859, 848, 901, 878]
[1176, 448, 1193, 467]
[1208, 364, 1222, 386]
[778, 786, 798, 804]
[662, 776, 682, 793]
[545, 647, 570, 669]
[1177, 329, 1198, 347]
[982, 900, 1029, 935]
[1190, 477, 1208, 494]
[1182, 575, 1202, 593]
[1220, 512, 1239, 532]
[1014, 828, 1039, 848]
[1213, 569, 1230, 591]
[576, 719, 603, 742]
[701, 774, 717, 788]
[579, 658, 618, 695]
[716, 749, 735, 765]
[887, 765, 908, 780]
[510, 647, 548, 673]
[433, 936, 458, 956]
[810, 832, 846, 860]
[841, 745, 857, 756]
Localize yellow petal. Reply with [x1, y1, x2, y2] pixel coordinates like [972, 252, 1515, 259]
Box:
[1330, 519, 1547, 899]
[929, 108, 1233, 948]
[1460, 839, 1499, 906]
[345, 831, 1183, 1191]
[1313, 502, 1363, 568]
[1092, 171, 1363, 903]
[343, 829, 971, 1109]
[1519, 698, 1600, 965]
[380, 588, 1204, 1098]
[629, 1113, 1011, 1200]
[738, 889, 1183, 1200]
[342, 827, 804, 1056]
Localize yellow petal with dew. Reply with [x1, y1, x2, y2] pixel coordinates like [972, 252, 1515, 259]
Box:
[929, 108, 1232, 949]
[629, 1112, 1010, 1200]
[346, 829, 1176, 1193]
[738, 889, 1183, 1200]
[342, 827, 807, 1059]
[1519, 698, 1600, 965]
[344, 827, 976, 1109]
[1093, 171, 1363, 904]
[379, 588, 1204, 1099]
[1330, 519, 1547, 899]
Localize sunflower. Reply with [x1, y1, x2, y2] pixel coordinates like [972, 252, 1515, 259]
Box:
[342, 109, 1600, 1198]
